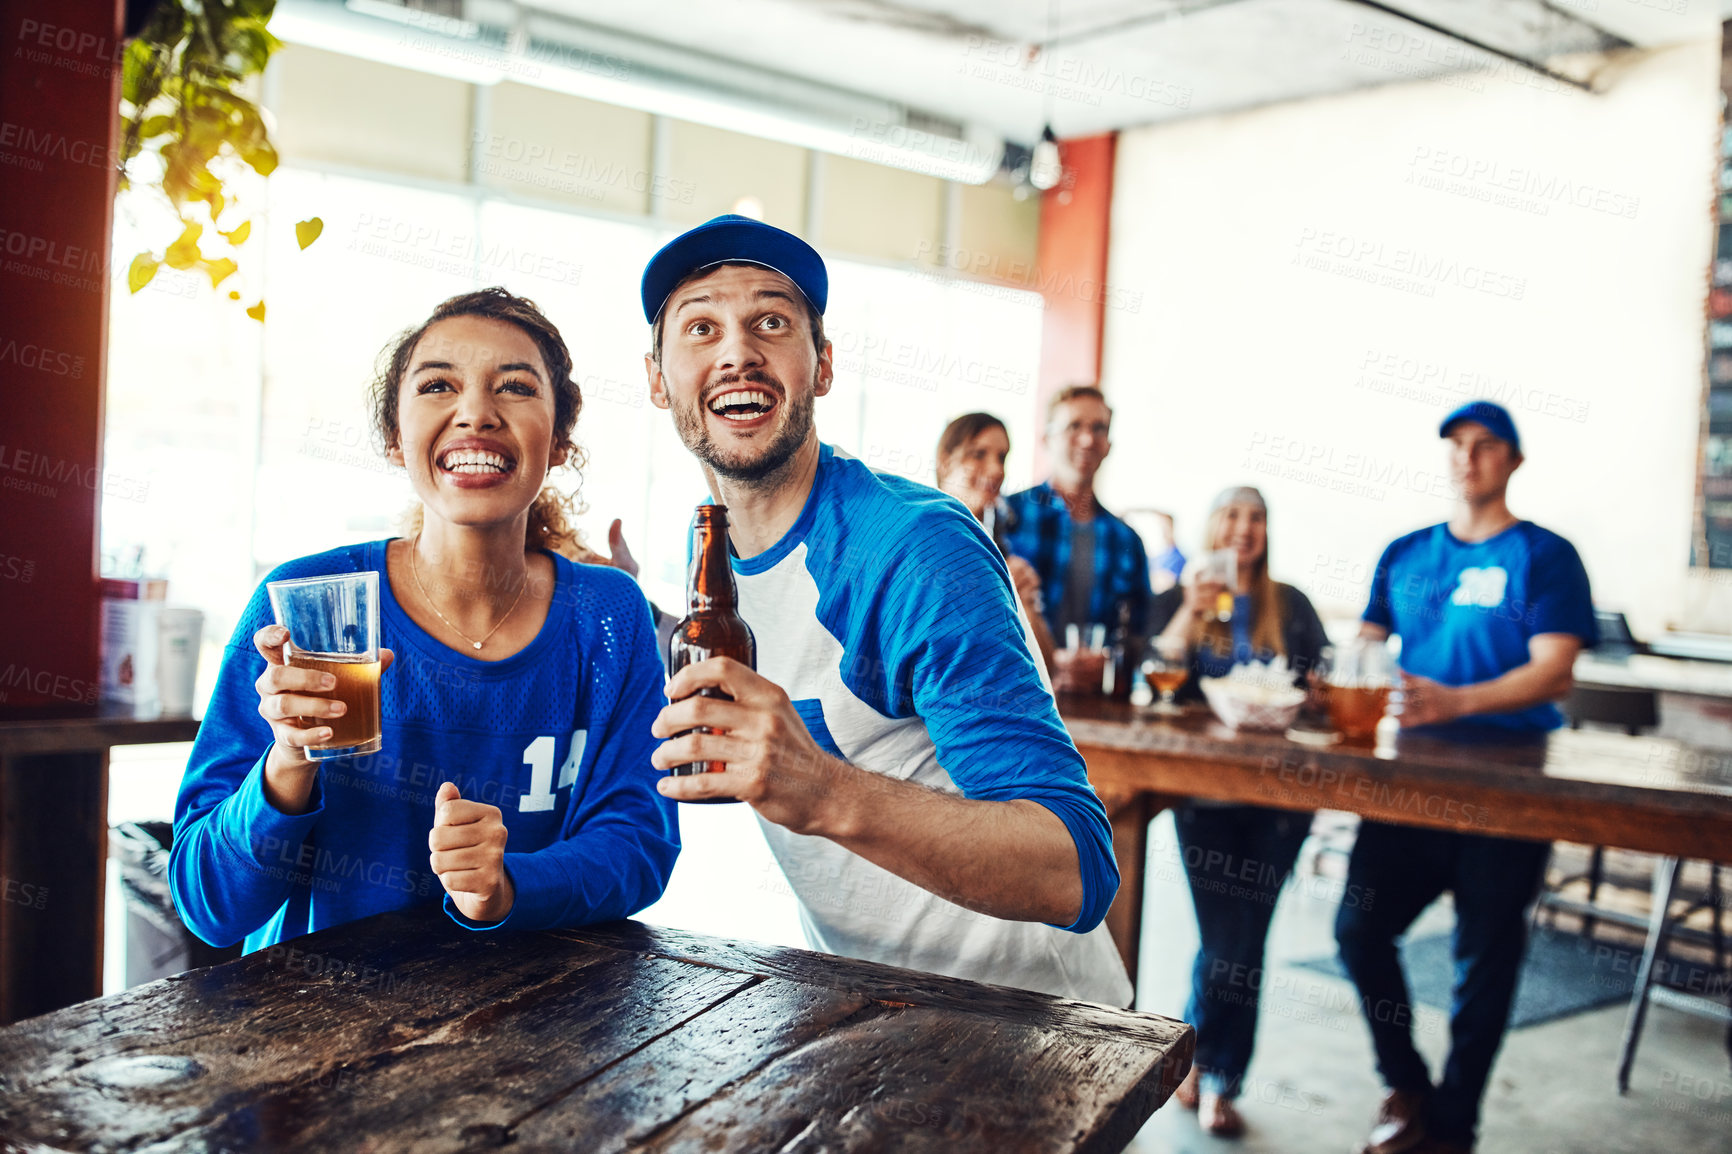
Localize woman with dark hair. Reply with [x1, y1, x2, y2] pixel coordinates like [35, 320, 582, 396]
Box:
[171, 288, 679, 952]
[1150, 485, 1327, 1138]
[934, 412, 1056, 673]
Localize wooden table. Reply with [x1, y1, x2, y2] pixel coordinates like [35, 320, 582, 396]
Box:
[0, 907, 1192, 1153]
[0, 707, 201, 1024]
[1059, 699, 1732, 989]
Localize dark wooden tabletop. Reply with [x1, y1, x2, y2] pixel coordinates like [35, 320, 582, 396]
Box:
[0, 907, 1192, 1153]
[0, 704, 199, 756]
[1060, 698, 1732, 859]
[1063, 697, 1732, 800]
[1060, 697, 1732, 990]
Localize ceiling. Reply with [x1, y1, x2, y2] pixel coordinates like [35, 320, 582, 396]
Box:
[516, 0, 1727, 143]
[292, 0, 1728, 184]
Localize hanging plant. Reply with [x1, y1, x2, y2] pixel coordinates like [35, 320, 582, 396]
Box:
[119, 0, 317, 318]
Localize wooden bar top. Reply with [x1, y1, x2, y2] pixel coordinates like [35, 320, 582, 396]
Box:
[0, 908, 1192, 1153]
[1060, 698, 1732, 862]
[0, 704, 199, 757]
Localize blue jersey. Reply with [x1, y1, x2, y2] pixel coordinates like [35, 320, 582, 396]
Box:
[730, 444, 1130, 1004]
[1364, 521, 1597, 732]
[171, 540, 679, 952]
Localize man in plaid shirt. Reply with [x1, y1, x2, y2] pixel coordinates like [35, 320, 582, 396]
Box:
[1003, 385, 1152, 689]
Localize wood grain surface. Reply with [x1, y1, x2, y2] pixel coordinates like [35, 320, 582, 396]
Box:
[1060, 698, 1732, 989]
[0, 907, 1192, 1154]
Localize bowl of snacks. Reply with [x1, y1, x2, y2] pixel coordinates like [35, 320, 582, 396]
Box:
[1199, 661, 1306, 732]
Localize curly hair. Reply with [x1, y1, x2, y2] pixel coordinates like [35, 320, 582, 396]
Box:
[368, 287, 591, 558]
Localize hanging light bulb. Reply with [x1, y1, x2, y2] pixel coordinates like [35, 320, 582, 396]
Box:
[1029, 125, 1062, 191]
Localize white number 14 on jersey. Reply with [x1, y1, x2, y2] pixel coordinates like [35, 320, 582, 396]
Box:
[518, 731, 586, 813]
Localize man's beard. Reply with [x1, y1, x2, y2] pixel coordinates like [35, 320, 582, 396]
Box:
[671, 369, 817, 489]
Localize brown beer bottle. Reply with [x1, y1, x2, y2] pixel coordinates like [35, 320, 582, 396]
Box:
[666, 504, 756, 799]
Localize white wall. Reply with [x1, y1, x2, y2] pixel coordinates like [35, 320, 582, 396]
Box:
[1097, 39, 1719, 639]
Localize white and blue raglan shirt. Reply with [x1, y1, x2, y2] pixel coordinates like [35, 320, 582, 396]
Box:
[731, 444, 1132, 1005]
[170, 540, 680, 952]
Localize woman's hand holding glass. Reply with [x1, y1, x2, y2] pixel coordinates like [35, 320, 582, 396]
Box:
[252, 624, 395, 811]
[1180, 573, 1226, 618]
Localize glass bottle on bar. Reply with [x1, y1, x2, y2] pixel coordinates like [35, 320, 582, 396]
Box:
[666, 504, 757, 800]
[1102, 597, 1137, 702]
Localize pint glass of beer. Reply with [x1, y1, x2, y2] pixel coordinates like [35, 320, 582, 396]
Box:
[1323, 638, 1396, 742]
[266, 572, 383, 760]
[1195, 549, 1238, 623]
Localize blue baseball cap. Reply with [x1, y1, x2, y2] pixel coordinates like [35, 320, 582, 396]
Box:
[1439, 400, 1521, 455]
[640, 214, 828, 324]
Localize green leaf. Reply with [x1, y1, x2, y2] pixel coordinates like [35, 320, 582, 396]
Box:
[294, 217, 323, 250]
[201, 257, 238, 288]
[119, 0, 286, 315]
[240, 140, 278, 177]
[127, 252, 159, 295]
[164, 221, 204, 270]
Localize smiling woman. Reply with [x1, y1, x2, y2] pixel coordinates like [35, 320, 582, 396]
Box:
[169, 288, 681, 956]
[369, 289, 589, 562]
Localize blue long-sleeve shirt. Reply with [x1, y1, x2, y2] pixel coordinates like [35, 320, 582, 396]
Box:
[170, 540, 679, 952]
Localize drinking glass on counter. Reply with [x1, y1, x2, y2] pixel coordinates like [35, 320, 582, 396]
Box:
[265, 572, 383, 759]
[1141, 634, 1190, 716]
[1057, 623, 1110, 695]
[1322, 637, 1397, 741]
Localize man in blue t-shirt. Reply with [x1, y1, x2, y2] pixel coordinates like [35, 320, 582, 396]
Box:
[1337, 401, 1597, 1154]
[632, 215, 1129, 1004]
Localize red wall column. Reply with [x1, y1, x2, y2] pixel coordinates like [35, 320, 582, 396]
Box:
[0, 0, 121, 716]
[1034, 132, 1117, 455]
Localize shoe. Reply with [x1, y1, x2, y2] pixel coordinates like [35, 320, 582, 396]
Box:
[1174, 1065, 1200, 1110]
[1358, 1088, 1429, 1154]
[1200, 1092, 1246, 1138]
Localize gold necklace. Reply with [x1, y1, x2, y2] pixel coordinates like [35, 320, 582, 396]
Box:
[408, 536, 529, 651]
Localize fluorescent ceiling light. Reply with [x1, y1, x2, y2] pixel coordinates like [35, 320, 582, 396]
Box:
[273, 0, 1004, 184]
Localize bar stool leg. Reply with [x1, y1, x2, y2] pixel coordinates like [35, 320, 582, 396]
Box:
[1617, 855, 1681, 1095]
[1710, 866, 1725, 975]
[1583, 846, 1604, 941]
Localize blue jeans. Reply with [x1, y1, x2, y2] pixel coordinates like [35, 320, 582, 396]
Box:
[1334, 822, 1550, 1147]
[1175, 803, 1311, 1100]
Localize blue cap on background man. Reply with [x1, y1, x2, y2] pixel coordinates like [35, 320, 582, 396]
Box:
[640, 214, 829, 324]
[1439, 400, 1521, 456]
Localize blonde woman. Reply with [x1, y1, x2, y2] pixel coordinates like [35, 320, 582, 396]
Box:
[1150, 486, 1326, 1138]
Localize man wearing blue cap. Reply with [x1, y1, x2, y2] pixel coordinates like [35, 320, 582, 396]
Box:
[636, 215, 1131, 1005]
[1336, 401, 1597, 1154]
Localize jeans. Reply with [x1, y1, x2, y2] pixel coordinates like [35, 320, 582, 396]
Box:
[1334, 821, 1550, 1147]
[1175, 803, 1311, 1100]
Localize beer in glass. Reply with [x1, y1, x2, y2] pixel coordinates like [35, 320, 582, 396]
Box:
[1324, 637, 1396, 741]
[265, 572, 383, 759]
[666, 505, 757, 798]
[1197, 549, 1238, 623]
[1142, 634, 1190, 716]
